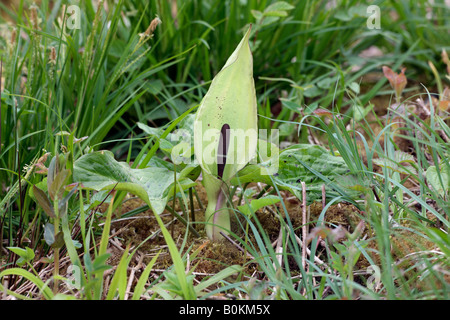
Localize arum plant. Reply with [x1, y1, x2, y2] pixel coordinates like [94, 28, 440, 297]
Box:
[194, 26, 258, 241]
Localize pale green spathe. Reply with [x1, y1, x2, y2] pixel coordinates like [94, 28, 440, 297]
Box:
[193, 26, 258, 240]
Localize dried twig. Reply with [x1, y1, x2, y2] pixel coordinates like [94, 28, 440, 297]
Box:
[124, 254, 144, 300]
[292, 232, 329, 269]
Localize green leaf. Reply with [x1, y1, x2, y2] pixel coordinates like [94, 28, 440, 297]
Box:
[251, 10, 263, 20]
[263, 1, 295, 17]
[280, 99, 301, 112]
[7, 246, 35, 263]
[232, 144, 359, 204]
[28, 179, 48, 200]
[352, 104, 372, 123]
[194, 265, 242, 295]
[0, 89, 16, 107]
[91, 253, 113, 274]
[159, 138, 174, 153]
[279, 122, 296, 137]
[303, 85, 321, 98]
[0, 268, 54, 300]
[334, 10, 352, 22]
[25, 247, 35, 261]
[83, 190, 112, 211]
[132, 251, 160, 300]
[51, 232, 65, 249]
[238, 195, 281, 217]
[259, 16, 280, 26]
[137, 122, 164, 138]
[373, 150, 417, 175]
[138, 114, 195, 146]
[44, 223, 55, 246]
[72, 240, 82, 249]
[317, 77, 334, 89]
[73, 150, 196, 214]
[348, 82, 360, 94]
[170, 141, 193, 165]
[58, 183, 78, 213]
[47, 154, 67, 200]
[426, 163, 450, 197]
[106, 246, 131, 300]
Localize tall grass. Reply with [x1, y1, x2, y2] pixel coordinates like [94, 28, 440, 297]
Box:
[225, 88, 449, 299]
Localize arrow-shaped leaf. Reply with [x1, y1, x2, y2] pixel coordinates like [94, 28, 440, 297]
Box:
[73, 150, 196, 214]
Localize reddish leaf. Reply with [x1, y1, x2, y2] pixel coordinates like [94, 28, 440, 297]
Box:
[313, 108, 334, 118]
[33, 185, 55, 218]
[48, 168, 70, 201]
[382, 66, 407, 99]
[439, 100, 450, 112]
[306, 226, 330, 244]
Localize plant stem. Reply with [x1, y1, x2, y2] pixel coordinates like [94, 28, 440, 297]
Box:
[193, 188, 204, 210]
[189, 188, 196, 229]
[203, 174, 230, 241]
[53, 198, 60, 294]
[165, 205, 200, 238]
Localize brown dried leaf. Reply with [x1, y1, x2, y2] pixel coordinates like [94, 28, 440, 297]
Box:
[382, 66, 407, 99]
[306, 226, 330, 244]
[313, 108, 334, 119]
[441, 87, 450, 101]
[307, 225, 349, 244]
[329, 226, 348, 243]
[439, 100, 450, 112]
[34, 163, 48, 174]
